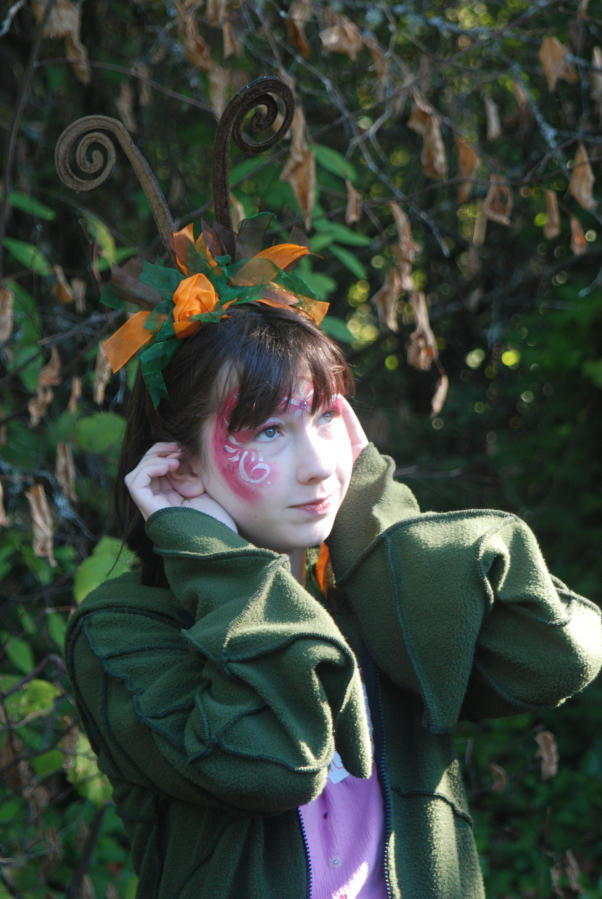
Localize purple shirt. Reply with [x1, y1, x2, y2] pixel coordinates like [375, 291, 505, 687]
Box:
[299, 676, 388, 899]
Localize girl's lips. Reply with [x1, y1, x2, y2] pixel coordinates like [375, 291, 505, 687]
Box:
[291, 494, 334, 515]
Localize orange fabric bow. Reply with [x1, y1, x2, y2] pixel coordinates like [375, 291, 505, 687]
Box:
[172, 273, 217, 337]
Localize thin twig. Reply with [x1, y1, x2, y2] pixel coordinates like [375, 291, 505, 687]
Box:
[0, 0, 59, 282]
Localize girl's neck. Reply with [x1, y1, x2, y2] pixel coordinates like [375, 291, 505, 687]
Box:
[288, 548, 307, 585]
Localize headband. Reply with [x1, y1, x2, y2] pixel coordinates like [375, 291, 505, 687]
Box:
[55, 77, 328, 406]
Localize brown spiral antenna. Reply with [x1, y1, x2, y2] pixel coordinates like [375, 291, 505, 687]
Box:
[212, 76, 295, 230]
[55, 115, 177, 267]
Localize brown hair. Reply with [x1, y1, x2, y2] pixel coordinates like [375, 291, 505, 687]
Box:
[115, 304, 354, 584]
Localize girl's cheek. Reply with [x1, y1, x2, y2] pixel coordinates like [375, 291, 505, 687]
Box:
[211, 418, 277, 502]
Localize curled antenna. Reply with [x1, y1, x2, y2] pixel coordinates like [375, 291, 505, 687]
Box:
[55, 115, 177, 267]
[212, 76, 295, 230]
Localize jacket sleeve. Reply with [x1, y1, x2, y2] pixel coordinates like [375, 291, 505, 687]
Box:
[327, 444, 602, 733]
[65, 508, 372, 815]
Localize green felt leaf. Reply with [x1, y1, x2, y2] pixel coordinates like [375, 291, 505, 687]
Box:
[139, 261, 184, 296]
[320, 315, 356, 344]
[73, 536, 136, 604]
[329, 243, 367, 279]
[100, 285, 127, 310]
[313, 144, 358, 183]
[3, 238, 52, 275]
[274, 267, 318, 300]
[140, 339, 180, 407]
[1, 189, 56, 220]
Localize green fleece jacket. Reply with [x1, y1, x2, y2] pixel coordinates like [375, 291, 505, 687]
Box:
[64, 445, 602, 899]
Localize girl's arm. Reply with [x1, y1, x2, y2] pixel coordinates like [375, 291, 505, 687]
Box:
[327, 444, 602, 732]
[65, 507, 372, 815]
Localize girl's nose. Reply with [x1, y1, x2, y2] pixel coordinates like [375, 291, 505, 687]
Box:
[295, 429, 336, 484]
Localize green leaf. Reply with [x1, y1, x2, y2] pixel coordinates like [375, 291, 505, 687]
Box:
[313, 144, 358, 183]
[0, 189, 56, 220]
[3, 238, 52, 275]
[583, 358, 602, 389]
[329, 244, 368, 279]
[67, 732, 113, 806]
[320, 315, 355, 344]
[296, 259, 337, 300]
[313, 219, 372, 246]
[31, 749, 64, 778]
[84, 215, 116, 265]
[4, 637, 35, 675]
[73, 536, 136, 604]
[47, 612, 68, 650]
[0, 797, 21, 824]
[0, 676, 61, 720]
[75, 413, 126, 456]
[230, 157, 275, 184]
[96, 246, 138, 273]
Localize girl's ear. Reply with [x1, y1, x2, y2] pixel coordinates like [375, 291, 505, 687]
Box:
[167, 455, 206, 499]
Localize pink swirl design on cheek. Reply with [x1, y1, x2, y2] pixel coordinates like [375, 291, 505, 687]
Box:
[224, 435, 271, 484]
[211, 393, 273, 500]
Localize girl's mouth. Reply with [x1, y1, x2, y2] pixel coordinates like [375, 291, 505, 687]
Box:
[291, 494, 334, 515]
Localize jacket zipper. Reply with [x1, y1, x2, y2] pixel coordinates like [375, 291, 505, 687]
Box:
[373, 664, 393, 899]
[297, 808, 313, 899]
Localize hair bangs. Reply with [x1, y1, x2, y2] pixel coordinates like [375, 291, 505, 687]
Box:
[225, 308, 354, 431]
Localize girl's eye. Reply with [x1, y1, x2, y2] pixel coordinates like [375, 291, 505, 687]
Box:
[321, 408, 338, 424]
[258, 425, 279, 440]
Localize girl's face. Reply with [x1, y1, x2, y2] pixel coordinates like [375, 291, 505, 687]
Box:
[198, 381, 354, 554]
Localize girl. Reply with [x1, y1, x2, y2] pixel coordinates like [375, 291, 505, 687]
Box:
[65, 301, 602, 899]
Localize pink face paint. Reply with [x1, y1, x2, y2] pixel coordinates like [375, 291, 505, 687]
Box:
[286, 386, 314, 422]
[211, 392, 274, 501]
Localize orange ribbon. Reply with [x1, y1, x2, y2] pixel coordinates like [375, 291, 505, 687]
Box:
[172, 272, 217, 337]
[104, 311, 154, 373]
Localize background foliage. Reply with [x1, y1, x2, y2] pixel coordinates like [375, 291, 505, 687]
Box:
[1, 0, 602, 896]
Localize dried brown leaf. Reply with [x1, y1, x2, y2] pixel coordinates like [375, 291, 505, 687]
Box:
[431, 374, 449, 417]
[40, 825, 62, 875]
[81, 874, 96, 899]
[94, 343, 112, 405]
[589, 47, 602, 119]
[68, 376, 82, 415]
[26, 484, 56, 568]
[550, 864, 566, 898]
[544, 190, 561, 239]
[570, 143, 596, 211]
[408, 97, 448, 181]
[389, 202, 421, 265]
[115, 80, 137, 133]
[39, 346, 62, 390]
[0, 733, 32, 794]
[206, 0, 228, 27]
[473, 202, 488, 247]
[287, 0, 312, 58]
[397, 259, 415, 292]
[482, 175, 513, 226]
[539, 35, 579, 92]
[455, 136, 480, 204]
[0, 285, 14, 343]
[290, 106, 307, 164]
[570, 216, 588, 255]
[345, 179, 362, 224]
[281, 148, 316, 229]
[55, 442, 78, 503]
[535, 730, 559, 780]
[52, 264, 74, 304]
[29, 387, 53, 427]
[565, 850, 585, 894]
[367, 41, 389, 101]
[484, 95, 502, 141]
[133, 63, 152, 107]
[0, 479, 8, 527]
[32, 0, 90, 83]
[223, 20, 242, 59]
[579, 0, 590, 18]
[177, 2, 214, 72]
[231, 193, 246, 233]
[370, 266, 402, 332]
[319, 16, 363, 62]
[408, 291, 438, 371]
[490, 762, 508, 792]
[208, 66, 230, 117]
[72, 278, 86, 313]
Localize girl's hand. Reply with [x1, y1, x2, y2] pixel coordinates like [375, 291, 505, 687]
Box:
[124, 442, 237, 532]
[341, 399, 369, 463]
